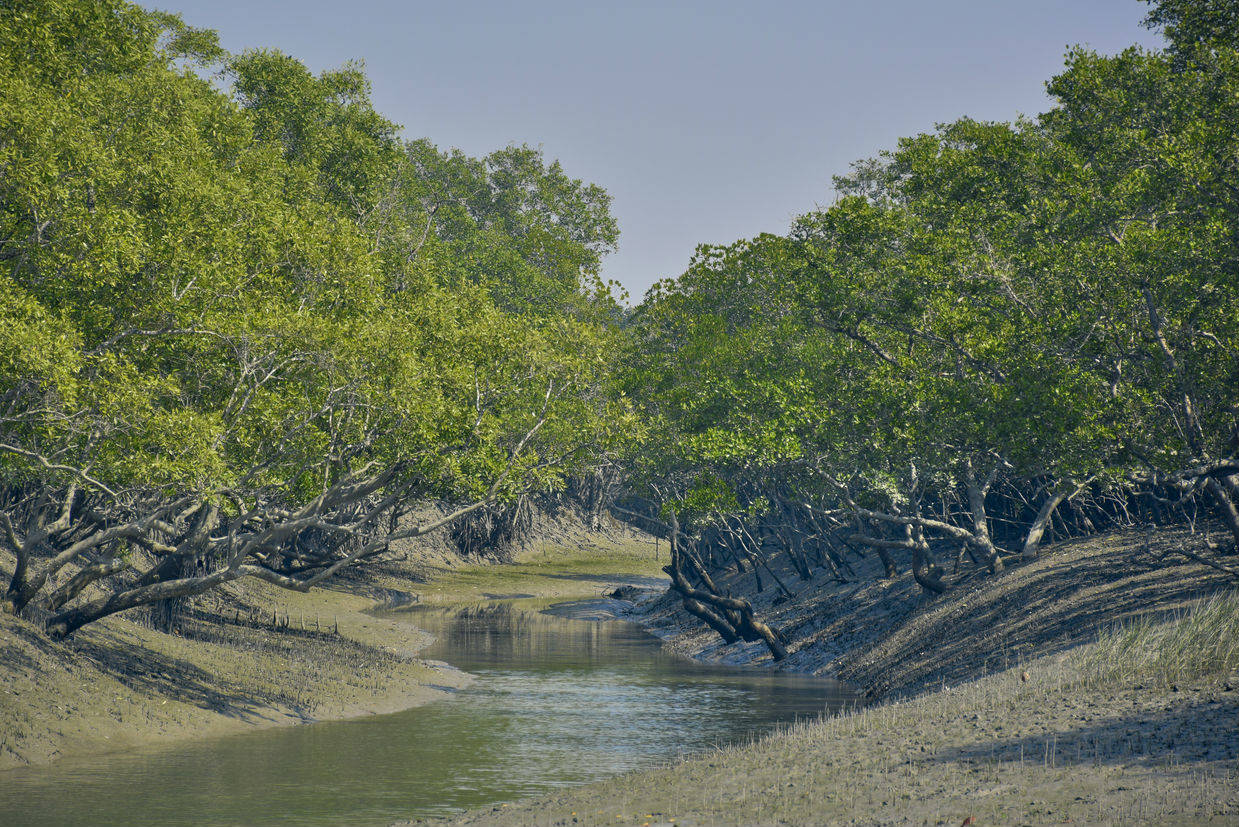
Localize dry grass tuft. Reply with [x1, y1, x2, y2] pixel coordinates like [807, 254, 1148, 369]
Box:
[1082, 591, 1239, 688]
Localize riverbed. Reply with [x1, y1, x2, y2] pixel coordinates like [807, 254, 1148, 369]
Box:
[0, 598, 852, 827]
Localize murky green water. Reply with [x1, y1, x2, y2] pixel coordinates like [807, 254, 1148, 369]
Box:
[0, 599, 851, 827]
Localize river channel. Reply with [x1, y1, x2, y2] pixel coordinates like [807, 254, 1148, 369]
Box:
[1, 598, 852, 827]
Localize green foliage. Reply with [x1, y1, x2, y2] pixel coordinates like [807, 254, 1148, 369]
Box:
[3, 0, 1235, 629]
[0, 0, 157, 86]
[228, 49, 400, 214]
[400, 139, 619, 315]
[1143, 0, 1239, 55]
[0, 0, 624, 512]
[624, 5, 1238, 532]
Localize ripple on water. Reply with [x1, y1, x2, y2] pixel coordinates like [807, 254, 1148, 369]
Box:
[0, 601, 853, 827]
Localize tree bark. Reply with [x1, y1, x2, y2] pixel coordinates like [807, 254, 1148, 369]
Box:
[853, 528, 948, 594]
[667, 512, 787, 661]
[44, 558, 131, 613]
[2, 542, 29, 614]
[681, 597, 740, 643]
[735, 521, 794, 598]
[786, 524, 812, 580]
[46, 568, 242, 639]
[1205, 477, 1239, 553]
[910, 541, 948, 594]
[679, 540, 722, 594]
[964, 458, 1004, 573]
[3, 488, 80, 614]
[1022, 478, 1090, 560]
[854, 516, 898, 578]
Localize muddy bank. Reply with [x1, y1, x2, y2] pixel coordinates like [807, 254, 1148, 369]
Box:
[0, 567, 470, 771]
[422, 528, 1238, 826]
[430, 650, 1238, 826]
[0, 514, 662, 772]
[628, 527, 1236, 698]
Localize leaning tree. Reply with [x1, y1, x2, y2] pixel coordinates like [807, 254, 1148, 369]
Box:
[0, 0, 631, 637]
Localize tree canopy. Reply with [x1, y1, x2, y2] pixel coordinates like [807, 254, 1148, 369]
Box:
[618, 0, 1238, 636]
[1, 0, 1235, 644]
[0, 0, 630, 636]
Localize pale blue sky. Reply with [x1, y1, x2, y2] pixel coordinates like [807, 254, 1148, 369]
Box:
[155, 1, 1162, 301]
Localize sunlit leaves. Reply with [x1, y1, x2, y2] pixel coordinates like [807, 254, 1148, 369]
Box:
[0, 0, 625, 517]
[626, 6, 1239, 521]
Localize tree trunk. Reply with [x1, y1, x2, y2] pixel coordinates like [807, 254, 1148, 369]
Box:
[46, 568, 241, 639]
[4, 488, 79, 614]
[680, 541, 722, 594]
[1205, 477, 1239, 554]
[670, 519, 749, 638]
[855, 516, 897, 578]
[736, 612, 788, 660]
[737, 522, 794, 598]
[44, 558, 131, 613]
[681, 597, 740, 643]
[900, 524, 944, 594]
[787, 525, 812, 580]
[910, 541, 948, 594]
[3, 543, 30, 614]
[724, 534, 748, 573]
[817, 523, 857, 578]
[1022, 478, 1090, 560]
[1223, 474, 1239, 504]
[964, 458, 1004, 573]
[666, 512, 787, 661]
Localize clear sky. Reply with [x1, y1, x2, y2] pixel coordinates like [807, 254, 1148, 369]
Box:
[154, 0, 1163, 302]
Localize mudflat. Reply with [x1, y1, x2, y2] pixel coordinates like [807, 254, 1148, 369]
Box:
[423, 528, 1239, 826]
[0, 520, 664, 771]
[5, 524, 1236, 825]
[0, 569, 467, 770]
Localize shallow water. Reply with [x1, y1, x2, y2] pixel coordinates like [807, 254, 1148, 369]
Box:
[0, 599, 852, 827]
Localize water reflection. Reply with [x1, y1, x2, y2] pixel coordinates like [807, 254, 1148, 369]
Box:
[0, 601, 852, 827]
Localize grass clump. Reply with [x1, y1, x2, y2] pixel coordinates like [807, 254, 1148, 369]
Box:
[1082, 591, 1239, 688]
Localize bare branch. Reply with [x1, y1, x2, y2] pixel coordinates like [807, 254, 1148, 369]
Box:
[0, 444, 117, 498]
